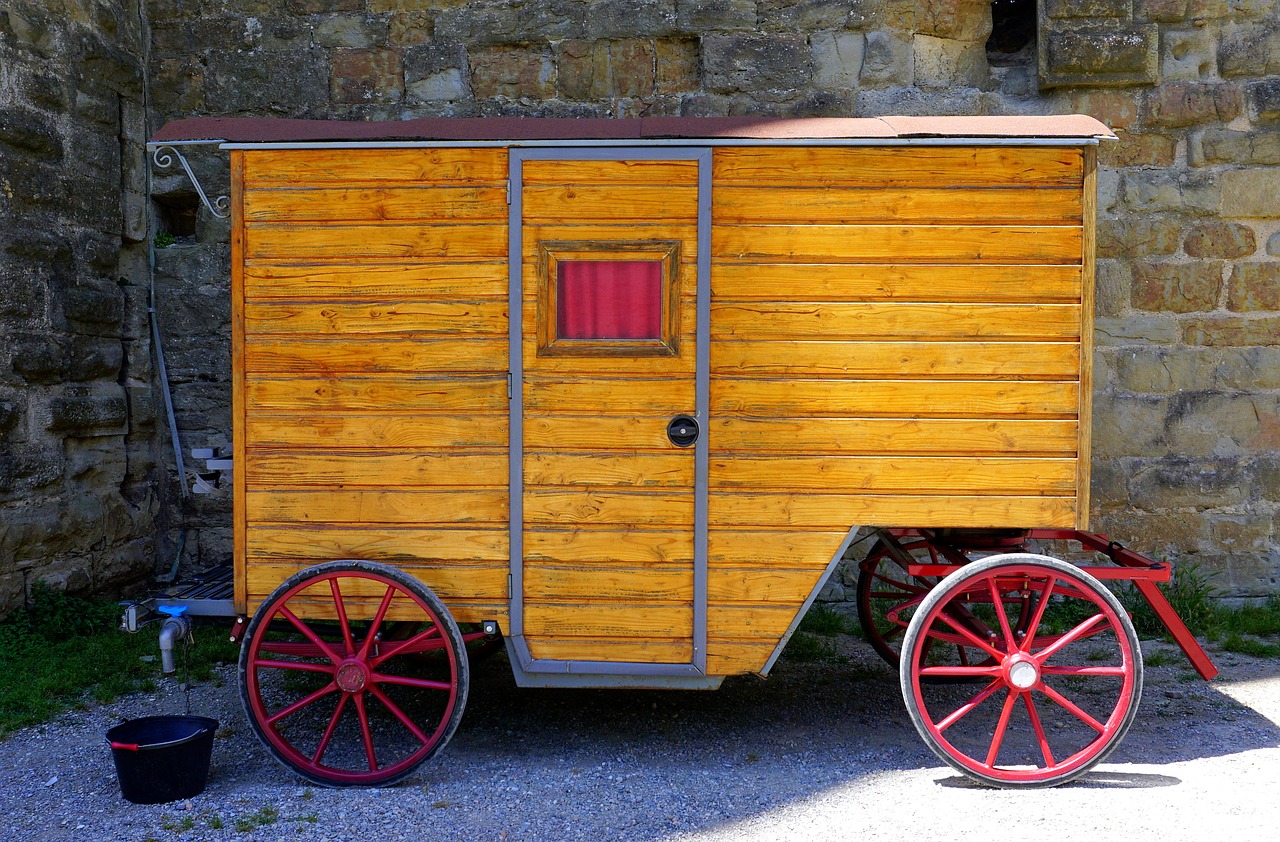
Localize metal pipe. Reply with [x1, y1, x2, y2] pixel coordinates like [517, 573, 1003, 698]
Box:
[158, 614, 192, 674]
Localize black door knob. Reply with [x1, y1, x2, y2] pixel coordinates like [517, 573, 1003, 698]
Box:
[667, 415, 699, 448]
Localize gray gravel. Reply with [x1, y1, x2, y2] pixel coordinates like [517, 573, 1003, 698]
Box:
[2, 634, 1279, 842]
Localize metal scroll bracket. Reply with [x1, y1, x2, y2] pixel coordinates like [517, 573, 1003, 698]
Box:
[150, 143, 230, 219]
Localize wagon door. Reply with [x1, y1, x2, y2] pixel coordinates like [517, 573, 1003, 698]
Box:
[508, 149, 711, 681]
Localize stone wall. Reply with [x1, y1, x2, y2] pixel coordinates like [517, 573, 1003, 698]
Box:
[0, 0, 161, 615]
[5, 0, 1278, 612]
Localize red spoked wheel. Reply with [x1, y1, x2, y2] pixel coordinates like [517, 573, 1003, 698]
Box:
[900, 554, 1143, 788]
[238, 560, 470, 787]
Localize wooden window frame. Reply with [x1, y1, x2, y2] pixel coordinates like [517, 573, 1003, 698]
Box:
[535, 239, 682, 357]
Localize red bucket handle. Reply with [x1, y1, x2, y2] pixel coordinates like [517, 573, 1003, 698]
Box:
[110, 741, 140, 751]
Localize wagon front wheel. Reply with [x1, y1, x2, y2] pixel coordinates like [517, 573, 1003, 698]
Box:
[239, 560, 469, 787]
[900, 554, 1142, 788]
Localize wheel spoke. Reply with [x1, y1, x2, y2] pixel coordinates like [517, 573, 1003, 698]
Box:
[356, 585, 398, 660]
[352, 692, 379, 772]
[372, 672, 453, 691]
[1034, 613, 1108, 663]
[919, 664, 1002, 679]
[266, 681, 339, 726]
[370, 625, 443, 668]
[278, 607, 342, 665]
[985, 690, 1019, 768]
[367, 684, 431, 746]
[254, 659, 336, 675]
[986, 577, 1017, 651]
[311, 692, 350, 766]
[1022, 692, 1056, 767]
[1021, 574, 1056, 650]
[257, 641, 329, 658]
[1039, 683, 1107, 734]
[934, 610, 1005, 661]
[331, 578, 356, 657]
[1041, 664, 1127, 677]
[935, 678, 1004, 732]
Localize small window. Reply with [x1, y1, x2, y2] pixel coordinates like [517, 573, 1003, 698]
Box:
[537, 241, 681, 357]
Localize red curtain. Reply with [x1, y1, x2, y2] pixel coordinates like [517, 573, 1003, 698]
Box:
[557, 260, 662, 340]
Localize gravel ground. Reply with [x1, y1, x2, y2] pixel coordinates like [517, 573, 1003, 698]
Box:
[2, 633, 1279, 842]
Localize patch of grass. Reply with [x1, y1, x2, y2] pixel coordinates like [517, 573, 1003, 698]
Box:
[234, 806, 280, 832]
[153, 231, 176, 248]
[1144, 649, 1173, 667]
[1220, 632, 1280, 659]
[781, 631, 832, 663]
[1116, 562, 1219, 639]
[798, 604, 854, 636]
[0, 584, 239, 737]
[1215, 596, 1280, 637]
[207, 814, 224, 830]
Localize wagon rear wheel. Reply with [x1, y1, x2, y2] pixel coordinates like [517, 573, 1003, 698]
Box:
[239, 560, 469, 787]
[900, 554, 1142, 788]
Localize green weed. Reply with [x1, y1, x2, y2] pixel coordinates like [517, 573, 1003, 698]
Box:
[1144, 649, 1173, 667]
[234, 806, 280, 832]
[1220, 632, 1280, 658]
[798, 604, 854, 636]
[782, 631, 832, 662]
[153, 231, 176, 248]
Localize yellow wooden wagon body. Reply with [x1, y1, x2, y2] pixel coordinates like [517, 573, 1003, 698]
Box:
[151, 115, 1114, 690]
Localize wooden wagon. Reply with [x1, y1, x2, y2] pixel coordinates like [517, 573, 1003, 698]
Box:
[147, 115, 1217, 789]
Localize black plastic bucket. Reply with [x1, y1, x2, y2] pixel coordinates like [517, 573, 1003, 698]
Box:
[106, 715, 218, 804]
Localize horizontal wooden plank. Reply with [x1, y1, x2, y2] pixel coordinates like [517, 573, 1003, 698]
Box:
[712, 147, 1083, 187]
[245, 597, 510, 627]
[710, 263, 1082, 303]
[243, 263, 507, 300]
[247, 413, 508, 449]
[708, 567, 822, 603]
[524, 529, 693, 563]
[525, 415, 678, 450]
[244, 149, 507, 186]
[523, 564, 693, 601]
[245, 223, 507, 260]
[244, 338, 507, 375]
[526, 639, 693, 664]
[246, 490, 508, 524]
[449, 603, 509, 625]
[244, 527, 508, 561]
[708, 418, 1079, 455]
[707, 492, 1077, 528]
[522, 346, 697, 378]
[711, 303, 1081, 341]
[521, 158, 698, 185]
[244, 300, 507, 336]
[523, 185, 699, 222]
[711, 379, 1080, 418]
[525, 453, 694, 488]
[522, 224, 698, 263]
[246, 376, 508, 412]
[708, 603, 797, 639]
[523, 603, 692, 637]
[245, 451, 507, 488]
[712, 341, 1080, 378]
[710, 456, 1077, 494]
[707, 641, 776, 675]
[712, 225, 1082, 264]
[713, 186, 1082, 224]
[246, 561, 507, 599]
[524, 491, 694, 527]
[243, 186, 507, 222]
[707, 529, 849, 567]
[525, 377, 696, 413]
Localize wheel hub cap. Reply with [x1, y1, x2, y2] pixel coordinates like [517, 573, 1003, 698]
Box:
[1006, 656, 1039, 690]
[336, 660, 369, 692]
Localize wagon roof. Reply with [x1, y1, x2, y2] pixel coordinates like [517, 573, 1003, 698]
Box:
[150, 115, 1114, 145]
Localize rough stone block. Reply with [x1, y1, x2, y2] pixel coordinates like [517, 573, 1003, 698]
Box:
[757, 0, 863, 30]
[1129, 458, 1248, 510]
[1114, 347, 1218, 393]
[1097, 216, 1181, 258]
[1040, 24, 1158, 87]
[1183, 222, 1256, 259]
[0, 108, 64, 161]
[1145, 82, 1243, 127]
[1092, 394, 1168, 457]
[1161, 29, 1215, 81]
[1136, 0, 1188, 21]
[1252, 456, 1280, 502]
[1165, 393, 1278, 457]
[206, 48, 328, 113]
[675, 0, 755, 31]
[1182, 315, 1280, 346]
[1220, 169, 1280, 217]
[1195, 128, 1280, 167]
[470, 46, 555, 100]
[48, 387, 127, 434]
[913, 35, 989, 89]
[1227, 262, 1280, 311]
[1121, 171, 1182, 213]
[1270, 232, 1280, 256]
[1131, 261, 1222, 312]
[314, 15, 388, 49]
[1218, 24, 1280, 78]
[1046, 0, 1133, 17]
[1250, 79, 1280, 122]
[331, 48, 403, 104]
[1095, 258, 1130, 316]
[1089, 458, 1129, 511]
[918, 0, 993, 40]
[811, 31, 864, 89]
[703, 35, 812, 94]
[388, 12, 433, 47]
[860, 31, 913, 86]
[287, 0, 364, 12]
[1100, 131, 1176, 167]
[1068, 90, 1139, 129]
[1217, 347, 1280, 389]
[11, 335, 66, 385]
[69, 337, 123, 381]
[586, 0, 676, 39]
[1209, 512, 1272, 553]
[656, 39, 700, 94]
[1095, 315, 1181, 345]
